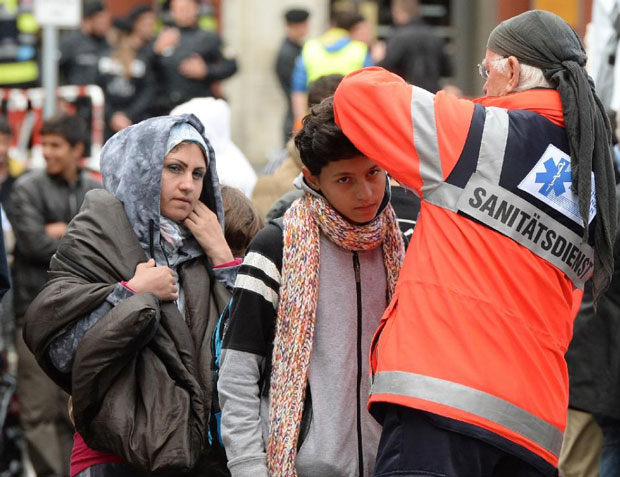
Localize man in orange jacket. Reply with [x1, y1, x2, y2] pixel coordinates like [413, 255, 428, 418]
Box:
[333, 10, 616, 477]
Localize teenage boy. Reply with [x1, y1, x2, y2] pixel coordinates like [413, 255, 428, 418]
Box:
[218, 97, 405, 477]
[10, 113, 100, 477]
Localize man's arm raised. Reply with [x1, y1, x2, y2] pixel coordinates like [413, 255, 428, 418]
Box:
[333, 67, 475, 199]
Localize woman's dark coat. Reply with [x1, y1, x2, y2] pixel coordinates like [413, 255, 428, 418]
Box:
[23, 115, 231, 474]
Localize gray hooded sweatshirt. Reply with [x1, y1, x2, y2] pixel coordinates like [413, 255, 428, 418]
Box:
[218, 178, 386, 477]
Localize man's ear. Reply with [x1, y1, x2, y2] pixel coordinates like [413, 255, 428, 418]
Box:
[505, 56, 521, 94]
[302, 166, 321, 191]
[72, 142, 85, 161]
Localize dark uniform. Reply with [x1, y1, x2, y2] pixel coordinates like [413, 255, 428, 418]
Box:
[154, 27, 237, 112]
[379, 17, 452, 93]
[275, 37, 302, 143]
[59, 30, 109, 85]
[96, 42, 157, 139]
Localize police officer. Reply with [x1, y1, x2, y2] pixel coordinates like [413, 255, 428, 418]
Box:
[59, 0, 110, 86]
[152, 0, 237, 113]
[275, 8, 309, 144]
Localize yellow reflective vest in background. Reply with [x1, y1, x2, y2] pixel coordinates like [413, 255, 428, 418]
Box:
[301, 31, 368, 85]
[0, 0, 39, 87]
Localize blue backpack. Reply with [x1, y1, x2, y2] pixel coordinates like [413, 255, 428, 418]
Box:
[208, 217, 315, 453]
[210, 299, 232, 448]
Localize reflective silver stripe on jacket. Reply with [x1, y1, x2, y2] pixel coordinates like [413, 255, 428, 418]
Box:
[410, 86, 442, 196]
[425, 107, 511, 211]
[370, 370, 564, 458]
[476, 107, 510, 183]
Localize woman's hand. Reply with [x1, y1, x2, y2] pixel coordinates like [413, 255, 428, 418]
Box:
[184, 202, 234, 266]
[126, 259, 178, 301]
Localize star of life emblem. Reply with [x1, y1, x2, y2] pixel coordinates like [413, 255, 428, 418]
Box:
[518, 144, 596, 225]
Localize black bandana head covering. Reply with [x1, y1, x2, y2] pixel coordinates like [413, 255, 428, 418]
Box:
[488, 10, 616, 302]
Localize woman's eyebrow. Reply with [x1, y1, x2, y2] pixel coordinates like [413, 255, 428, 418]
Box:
[165, 157, 188, 167]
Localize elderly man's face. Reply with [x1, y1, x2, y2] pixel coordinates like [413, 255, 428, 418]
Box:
[481, 49, 517, 97]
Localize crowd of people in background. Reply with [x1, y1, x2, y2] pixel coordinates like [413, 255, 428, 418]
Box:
[58, 0, 237, 140]
[0, 0, 619, 477]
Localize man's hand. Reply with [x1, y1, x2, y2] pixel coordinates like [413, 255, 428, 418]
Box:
[371, 40, 386, 63]
[126, 259, 178, 301]
[179, 54, 208, 80]
[110, 111, 133, 132]
[45, 222, 67, 239]
[153, 28, 180, 56]
[110, 112, 132, 132]
[184, 202, 233, 265]
[291, 91, 308, 131]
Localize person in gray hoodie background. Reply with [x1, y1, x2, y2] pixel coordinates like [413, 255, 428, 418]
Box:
[217, 96, 405, 477]
[23, 114, 238, 476]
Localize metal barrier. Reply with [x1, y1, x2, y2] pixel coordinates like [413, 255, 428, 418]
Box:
[1, 85, 105, 171]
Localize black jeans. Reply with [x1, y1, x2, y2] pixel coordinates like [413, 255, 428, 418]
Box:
[75, 463, 145, 477]
[594, 415, 620, 477]
[373, 405, 556, 477]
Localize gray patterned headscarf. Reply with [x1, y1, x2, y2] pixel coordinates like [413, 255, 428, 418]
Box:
[100, 114, 225, 267]
[488, 9, 616, 301]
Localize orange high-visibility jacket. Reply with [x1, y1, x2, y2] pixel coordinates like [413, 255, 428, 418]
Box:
[333, 68, 596, 467]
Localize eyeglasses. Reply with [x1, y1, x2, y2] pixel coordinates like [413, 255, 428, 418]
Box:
[477, 57, 508, 80]
[477, 63, 490, 80]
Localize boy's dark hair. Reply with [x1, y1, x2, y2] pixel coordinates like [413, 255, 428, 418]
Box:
[40, 114, 88, 147]
[295, 96, 361, 176]
[307, 74, 344, 108]
[0, 116, 10, 136]
[221, 186, 264, 257]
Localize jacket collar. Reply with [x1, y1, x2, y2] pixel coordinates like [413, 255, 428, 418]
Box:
[403, 17, 425, 28]
[474, 88, 565, 127]
[48, 169, 84, 187]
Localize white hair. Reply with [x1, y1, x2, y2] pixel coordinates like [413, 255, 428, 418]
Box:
[494, 58, 552, 91]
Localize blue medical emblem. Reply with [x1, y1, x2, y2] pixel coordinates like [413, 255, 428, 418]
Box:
[535, 157, 572, 197]
[519, 144, 595, 225]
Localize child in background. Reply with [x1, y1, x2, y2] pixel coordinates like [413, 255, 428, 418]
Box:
[221, 185, 264, 257]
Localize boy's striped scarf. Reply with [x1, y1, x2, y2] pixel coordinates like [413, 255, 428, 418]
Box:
[266, 192, 405, 476]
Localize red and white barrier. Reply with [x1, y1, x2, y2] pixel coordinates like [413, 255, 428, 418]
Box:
[1, 84, 105, 171]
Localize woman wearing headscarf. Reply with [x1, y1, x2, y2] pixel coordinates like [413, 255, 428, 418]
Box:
[22, 114, 237, 476]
